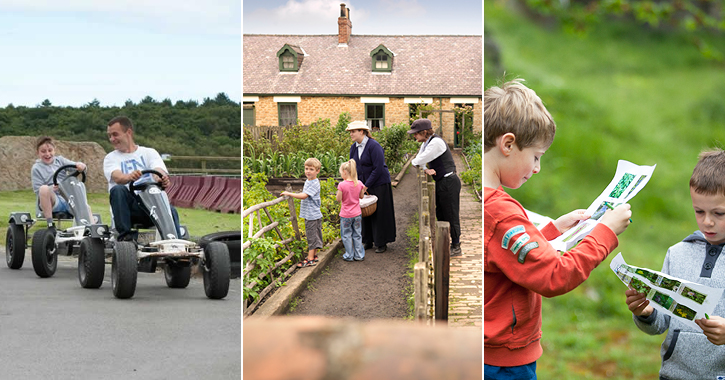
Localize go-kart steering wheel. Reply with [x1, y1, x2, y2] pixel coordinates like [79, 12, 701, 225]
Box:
[52, 164, 86, 186]
[129, 169, 167, 192]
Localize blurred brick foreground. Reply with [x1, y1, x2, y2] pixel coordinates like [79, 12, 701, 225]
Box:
[244, 316, 482, 380]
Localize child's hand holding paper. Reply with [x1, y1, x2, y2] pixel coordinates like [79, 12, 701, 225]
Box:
[696, 316, 725, 345]
[600, 203, 632, 235]
[553, 209, 590, 233]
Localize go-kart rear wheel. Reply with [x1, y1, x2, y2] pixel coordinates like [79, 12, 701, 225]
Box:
[202, 241, 230, 299]
[31, 229, 57, 278]
[164, 261, 191, 288]
[6, 223, 25, 269]
[112, 241, 137, 299]
[78, 237, 105, 289]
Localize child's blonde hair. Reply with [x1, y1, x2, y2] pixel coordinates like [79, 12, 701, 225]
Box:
[690, 148, 725, 196]
[339, 159, 358, 186]
[304, 157, 322, 171]
[484, 78, 556, 153]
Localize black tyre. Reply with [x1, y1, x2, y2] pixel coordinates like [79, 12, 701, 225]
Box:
[112, 241, 138, 299]
[31, 229, 57, 278]
[198, 231, 240, 278]
[78, 237, 105, 289]
[6, 223, 25, 269]
[202, 242, 231, 299]
[164, 261, 191, 288]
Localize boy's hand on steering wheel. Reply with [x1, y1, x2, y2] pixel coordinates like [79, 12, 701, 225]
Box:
[76, 162, 87, 172]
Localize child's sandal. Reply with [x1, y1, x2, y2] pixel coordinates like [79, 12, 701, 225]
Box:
[314, 255, 319, 262]
[297, 258, 316, 268]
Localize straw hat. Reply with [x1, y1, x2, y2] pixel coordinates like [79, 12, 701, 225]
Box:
[345, 120, 371, 131]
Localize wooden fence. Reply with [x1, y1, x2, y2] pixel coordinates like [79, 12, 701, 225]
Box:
[165, 155, 240, 176]
[242, 184, 301, 316]
[413, 167, 450, 324]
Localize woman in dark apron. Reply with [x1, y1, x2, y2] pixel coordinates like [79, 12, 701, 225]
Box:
[347, 121, 396, 252]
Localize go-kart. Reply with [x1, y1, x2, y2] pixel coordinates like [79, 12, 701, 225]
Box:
[5, 164, 110, 289]
[110, 169, 230, 299]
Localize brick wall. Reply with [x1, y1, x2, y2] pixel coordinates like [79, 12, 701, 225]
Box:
[248, 95, 482, 146]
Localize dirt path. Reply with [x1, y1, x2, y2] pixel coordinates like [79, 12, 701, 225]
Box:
[287, 163, 418, 319]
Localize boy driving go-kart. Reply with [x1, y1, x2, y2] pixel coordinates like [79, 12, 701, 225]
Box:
[6, 164, 109, 288]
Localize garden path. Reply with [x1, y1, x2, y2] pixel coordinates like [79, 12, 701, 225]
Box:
[286, 160, 418, 319]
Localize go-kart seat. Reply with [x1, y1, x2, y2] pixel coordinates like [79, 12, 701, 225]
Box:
[131, 221, 156, 230]
[52, 211, 74, 220]
[36, 211, 74, 220]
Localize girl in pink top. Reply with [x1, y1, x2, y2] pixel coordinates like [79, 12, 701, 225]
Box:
[336, 159, 366, 261]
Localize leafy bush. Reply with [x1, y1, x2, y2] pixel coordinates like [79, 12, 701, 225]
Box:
[244, 114, 415, 178]
[277, 118, 349, 158]
[373, 122, 419, 174]
[460, 133, 482, 193]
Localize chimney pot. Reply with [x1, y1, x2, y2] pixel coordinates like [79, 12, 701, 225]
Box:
[337, 3, 352, 45]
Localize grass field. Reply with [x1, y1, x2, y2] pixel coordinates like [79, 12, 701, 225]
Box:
[0, 190, 241, 246]
[484, 1, 725, 378]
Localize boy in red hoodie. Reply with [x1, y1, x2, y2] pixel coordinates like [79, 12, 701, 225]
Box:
[483, 79, 633, 379]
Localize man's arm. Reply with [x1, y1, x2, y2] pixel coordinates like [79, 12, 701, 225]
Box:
[411, 138, 446, 168]
[153, 167, 171, 188]
[110, 169, 142, 185]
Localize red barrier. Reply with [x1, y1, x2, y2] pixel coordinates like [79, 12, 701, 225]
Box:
[172, 176, 206, 208]
[213, 178, 241, 214]
[165, 176, 184, 200]
[190, 176, 215, 208]
[195, 176, 229, 209]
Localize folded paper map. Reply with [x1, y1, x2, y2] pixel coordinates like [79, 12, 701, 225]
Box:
[548, 160, 656, 251]
[610, 253, 723, 329]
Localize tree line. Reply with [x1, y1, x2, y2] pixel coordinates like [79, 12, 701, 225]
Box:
[0, 93, 241, 157]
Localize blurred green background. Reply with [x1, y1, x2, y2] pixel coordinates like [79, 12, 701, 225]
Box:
[485, 0, 725, 378]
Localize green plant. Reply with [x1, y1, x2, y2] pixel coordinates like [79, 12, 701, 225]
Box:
[335, 111, 352, 135]
[460, 133, 482, 193]
[404, 213, 421, 320]
[373, 122, 419, 171]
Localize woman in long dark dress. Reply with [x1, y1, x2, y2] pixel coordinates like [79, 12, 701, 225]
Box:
[347, 121, 396, 252]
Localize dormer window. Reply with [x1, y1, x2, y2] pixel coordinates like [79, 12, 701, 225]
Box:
[276, 44, 304, 72]
[370, 44, 393, 72]
[375, 54, 389, 69]
[282, 54, 295, 70]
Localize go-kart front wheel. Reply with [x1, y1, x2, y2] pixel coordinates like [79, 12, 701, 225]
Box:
[78, 237, 105, 289]
[164, 260, 191, 289]
[202, 242, 230, 299]
[31, 229, 57, 278]
[112, 241, 137, 299]
[6, 223, 25, 269]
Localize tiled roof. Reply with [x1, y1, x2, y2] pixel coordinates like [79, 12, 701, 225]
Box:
[243, 34, 482, 97]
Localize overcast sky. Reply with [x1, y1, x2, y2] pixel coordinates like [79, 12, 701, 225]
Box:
[0, 0, 241, 108]
[242, 0, 483, 35]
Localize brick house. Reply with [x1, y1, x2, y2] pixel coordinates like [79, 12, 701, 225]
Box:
[242, 3, 482, 148]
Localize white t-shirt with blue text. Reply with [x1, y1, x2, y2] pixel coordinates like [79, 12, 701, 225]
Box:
[103, 146, 168, 191]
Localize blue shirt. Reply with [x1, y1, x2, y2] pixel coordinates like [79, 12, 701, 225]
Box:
[356, 136, 369, 159]
[300, 178, 322, 220]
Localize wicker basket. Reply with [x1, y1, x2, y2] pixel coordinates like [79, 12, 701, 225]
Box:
[360, 194, 378, 217]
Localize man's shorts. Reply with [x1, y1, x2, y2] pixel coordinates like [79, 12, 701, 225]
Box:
[305, 218, 323, 251]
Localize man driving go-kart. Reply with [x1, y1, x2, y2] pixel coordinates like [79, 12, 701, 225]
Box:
[102, 116, 230, 299]
[103, 116, 181, 242]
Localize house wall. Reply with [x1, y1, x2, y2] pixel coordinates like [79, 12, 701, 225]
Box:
[247, 95, 482, 146]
